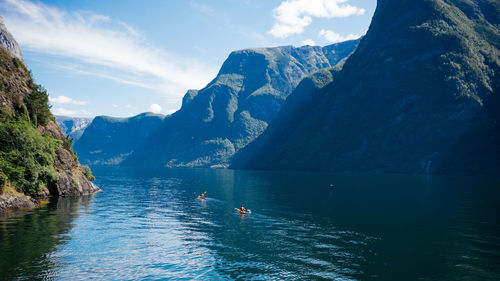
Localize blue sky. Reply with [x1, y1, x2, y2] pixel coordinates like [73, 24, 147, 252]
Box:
[1, 0, 376, 117]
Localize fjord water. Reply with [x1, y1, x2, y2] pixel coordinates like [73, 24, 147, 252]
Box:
[1, 168, 499, 280]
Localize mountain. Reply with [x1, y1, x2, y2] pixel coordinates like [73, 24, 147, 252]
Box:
[0, 21, 98, 212]
[233, 0, 499, 175]
[125, 40, 360, 168]
[55, 116, 93, 142]
[74, 112, 165, 165]
[0, 14, 24, 64]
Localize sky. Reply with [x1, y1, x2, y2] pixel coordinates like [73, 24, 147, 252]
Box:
[0, 0, 376, 117]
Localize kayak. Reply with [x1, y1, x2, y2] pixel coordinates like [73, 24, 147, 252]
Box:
[198, 191, 207, 199]
[235, 208, 251, 214]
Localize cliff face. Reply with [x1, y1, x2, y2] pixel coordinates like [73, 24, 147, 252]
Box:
[0, 14, 24, 64]
[0, 21, 98, 212]
[234, 0, 499, 175]
[232, 66, 342, 169]
[125, 40, 360, 168]
[74, 113, 165, 165]
[37, 121, 99, 196]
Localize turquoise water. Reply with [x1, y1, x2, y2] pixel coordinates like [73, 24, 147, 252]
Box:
[1, 167, 500, 280]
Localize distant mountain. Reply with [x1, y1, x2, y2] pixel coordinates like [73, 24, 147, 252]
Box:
[55, 116, 93, 142]
[0, 14, 24, 64]
[233, 0, 499, 175]
[74, 112, 165, 165]
[125, 40, 360, 168]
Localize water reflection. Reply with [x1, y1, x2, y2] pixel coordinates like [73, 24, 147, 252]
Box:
[0, 196, 95, 281]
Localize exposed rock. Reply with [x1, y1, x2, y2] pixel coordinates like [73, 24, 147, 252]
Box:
[0, 13, 24, 63]
[38, 121, 100, 196]
[0, 193, 37, 213]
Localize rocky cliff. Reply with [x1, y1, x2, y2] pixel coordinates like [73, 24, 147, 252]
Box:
[0, 21, 98, 212]
[125, 40, 360, 168]
[233, 0, 499, 175]
[0, 14, 24, 64]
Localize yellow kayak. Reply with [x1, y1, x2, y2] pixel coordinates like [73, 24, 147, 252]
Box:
[235, 208, 250, 214]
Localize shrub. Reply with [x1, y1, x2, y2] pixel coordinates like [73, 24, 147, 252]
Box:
[0, 120, 60, 195]
[81, 165, 95, 181]
[24, 81, 52, 127]
[12, 57, 26, 71]
[0, 171, 6, 193]
[63, 134, 79, 163]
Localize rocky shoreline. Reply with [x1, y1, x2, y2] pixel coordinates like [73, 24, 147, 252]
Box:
[0, 185, 100, 213]
[0, 193, 38, 213]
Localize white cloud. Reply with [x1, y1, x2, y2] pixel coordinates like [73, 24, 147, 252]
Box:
[52, 107, 77, 116]
[49, 95, 87, 105]
[52, 107, 92, 116]
[2, 0, 216, 97]
[318, 29, 360, 43]
[269, 0, 365, 38]
[112, 104, 118, 108]
[301, 39, 316, 46]
[149, 103, 162, 114]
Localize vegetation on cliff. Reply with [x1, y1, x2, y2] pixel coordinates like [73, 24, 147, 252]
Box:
[0, 47, 96, 202]
[0, 48, 59, 195]
[0, 120, 60, 194]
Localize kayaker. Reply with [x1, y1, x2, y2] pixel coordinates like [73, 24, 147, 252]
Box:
[198, 191, 206, 199]
[239, 205, 245, 212]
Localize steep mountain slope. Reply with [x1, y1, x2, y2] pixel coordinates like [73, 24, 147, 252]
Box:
[0, 14, 23, 63]
[233, 0, 499, 175]
[126, 40, 359, 168]
[74, 112, 165, 165]
[232, 65, 343, 168]
[55, 116, 93, 142]
[0, 22, 98, 212]
[433, 82, 500, 175]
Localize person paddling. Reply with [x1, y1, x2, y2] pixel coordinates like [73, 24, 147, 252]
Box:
[238, 205, 246, 212]
[198, 191, 207, 199]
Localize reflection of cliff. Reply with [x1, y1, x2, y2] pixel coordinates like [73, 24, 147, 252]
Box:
[0, 196, 94, 281]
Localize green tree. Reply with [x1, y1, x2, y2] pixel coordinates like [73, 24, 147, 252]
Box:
[0, 120, 60, 194]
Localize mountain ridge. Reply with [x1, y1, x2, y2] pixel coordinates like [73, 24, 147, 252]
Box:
[123, 40, 360, 168]
[233, 0, 499, 175]
[74, 112, 165, 165]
